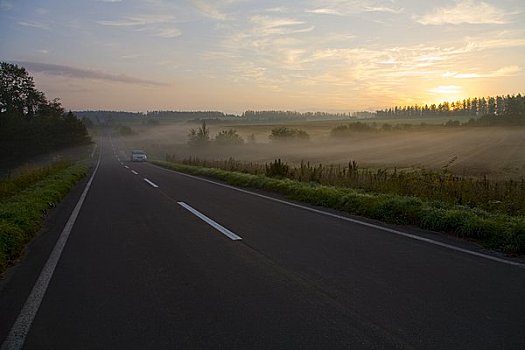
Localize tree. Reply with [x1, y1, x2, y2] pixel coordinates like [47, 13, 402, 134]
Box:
[0, 62, 45, 117]
[187, 120, 210, 147]
[488, 97, 496, 115]
[214, 129, 244, 145]
[269, 127, 310, 142]
[0, 61, 90, 165]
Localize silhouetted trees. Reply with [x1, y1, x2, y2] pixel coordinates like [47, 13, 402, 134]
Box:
[214, 129, 244, 145]
[376, 94, 525, 119]
[269, 127, 310, 141]
[75, 110, 242, 126]
[187, 121, 211, 147]
[243, 110, 350, 122]
[1, 62, 90, 165]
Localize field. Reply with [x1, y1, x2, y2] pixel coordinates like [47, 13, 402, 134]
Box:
[119, 119, 525, 178]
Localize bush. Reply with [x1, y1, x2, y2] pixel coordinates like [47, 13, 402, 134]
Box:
[214, 129, 244, 145]
[269, 127, 309, 142]
[265, 159, 289, 178]
[330, 122, 375, 137]
[187, 121, 210, 147]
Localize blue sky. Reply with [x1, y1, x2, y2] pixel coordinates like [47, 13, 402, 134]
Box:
[1, 0, 524, 113]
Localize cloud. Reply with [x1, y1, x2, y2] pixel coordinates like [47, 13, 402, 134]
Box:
[306, 1, 403, 16]
[0, 0, 12, 11]
[97, 14, 181, 39]
[466, 36, 525, 50]
[97, 15, 174, 27]
[250, 15, 314, 36]
[442, 65, 522, 79]
[363, 6, 403, 14]
[428, 85, 463, 94]
[191, 0, 228, 20]
[18, 21, 50, 30]
[154, 28, 182, 38]
[417, 1, 514, 25]
[13, 61, 168, 86]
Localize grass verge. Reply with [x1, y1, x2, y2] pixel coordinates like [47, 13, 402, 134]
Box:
[153, 160, 525, 256]
[0, 163, 88, 272]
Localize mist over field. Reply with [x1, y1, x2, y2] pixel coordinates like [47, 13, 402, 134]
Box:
[118, 121, 525, 178]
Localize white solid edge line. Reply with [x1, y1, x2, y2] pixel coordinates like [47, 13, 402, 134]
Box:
[155, 165, 525, 270]
[144, 178, 159, 188]
[131, 170, 138, 175]
[178, 202, 242, 241]
[1, 154, 102, 350]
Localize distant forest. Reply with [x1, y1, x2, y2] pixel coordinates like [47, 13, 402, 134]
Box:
[78, 94, 524, 126]
[242, 110, 351, 121]
[376, 94, 525, 118]
[76, 110, 353, 124]
[75, 110, 238, 124]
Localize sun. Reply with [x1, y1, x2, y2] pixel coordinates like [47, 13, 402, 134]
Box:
[427, 85, 466, 104]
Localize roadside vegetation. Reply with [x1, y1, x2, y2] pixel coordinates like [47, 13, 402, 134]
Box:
[0, 62, 91, 168]
[0, 162, 88, 272]
[167, 157, 525, 216]
[155, 159, 525, 255]
[0, 62, 93, 273]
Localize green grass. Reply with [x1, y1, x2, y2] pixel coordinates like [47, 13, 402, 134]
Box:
[153, 160, 525, 256]
[0, 163, 88, 272]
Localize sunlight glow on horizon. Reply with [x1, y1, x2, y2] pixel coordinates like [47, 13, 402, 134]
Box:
[1, 0, 524, 113]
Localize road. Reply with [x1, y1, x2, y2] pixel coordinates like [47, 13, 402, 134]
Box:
[1, 138, 524, 349]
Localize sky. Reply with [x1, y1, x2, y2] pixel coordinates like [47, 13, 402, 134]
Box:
[1, 0, 524, 113]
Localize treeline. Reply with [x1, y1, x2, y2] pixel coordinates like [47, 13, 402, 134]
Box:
[242, 110, 350, 121]
[77, 110, 354, 125]
[376, 94, 525, 118]
[0, 62, 90, 166]
[148, 111, 237, 120]
[330, 115, 525, 137]
[76, 110, 238, 124]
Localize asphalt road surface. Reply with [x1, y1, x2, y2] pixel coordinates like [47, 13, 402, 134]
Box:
[1, 138, 524, 349]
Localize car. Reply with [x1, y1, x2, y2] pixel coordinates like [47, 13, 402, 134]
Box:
[130, 150, 147, 162]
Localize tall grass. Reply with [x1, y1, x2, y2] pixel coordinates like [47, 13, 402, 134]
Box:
[167, 155, 525, 216]
[0, 163, 88, 272]
[0, 162, 70, 199]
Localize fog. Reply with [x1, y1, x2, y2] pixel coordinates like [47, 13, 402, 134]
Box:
[118, 121, 525, 178]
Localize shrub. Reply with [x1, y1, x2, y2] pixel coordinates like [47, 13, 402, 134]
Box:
[269, 127, 309, 142]
[187, 121, 210, 147]
[265, 159, 289, 178]
[214, 129, 244, 145]
[330, 122, 375, 137]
